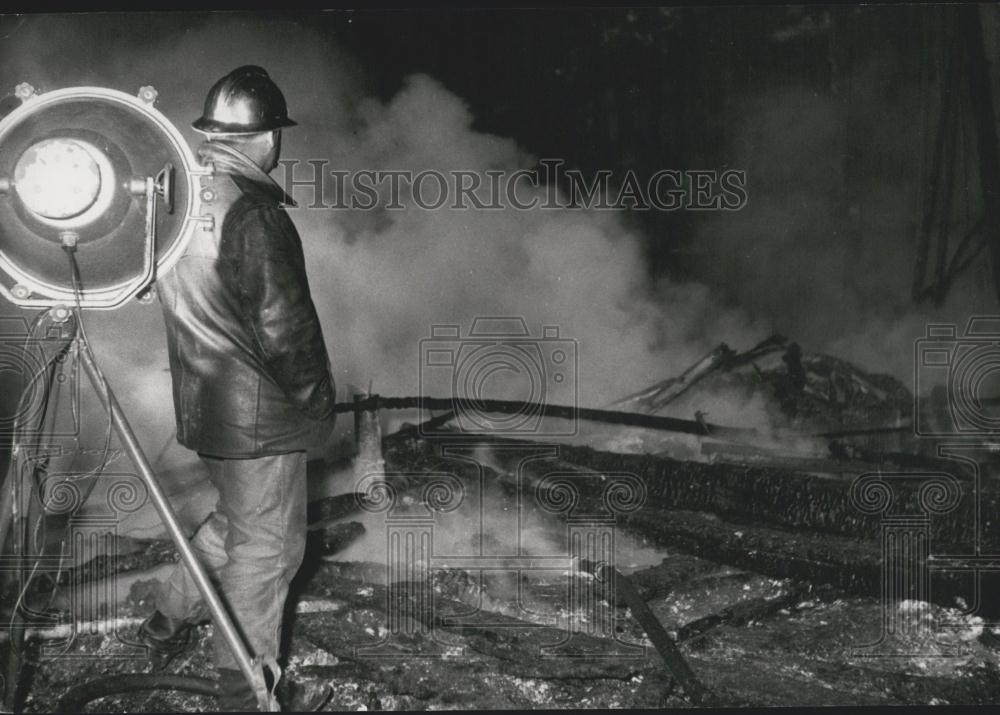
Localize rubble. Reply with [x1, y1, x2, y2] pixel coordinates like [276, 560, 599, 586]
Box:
[14, 337, 1000, 709]
[22, 542, 1000, 710]
[619, 335, 915, 448]
[385, 432, 1000, 583]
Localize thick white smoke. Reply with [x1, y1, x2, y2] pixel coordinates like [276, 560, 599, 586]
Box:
[0, 17, 760, 484]
[291, 73, 761, 417]
[6, 13, 994, 579]
[9, 13, 985, 496]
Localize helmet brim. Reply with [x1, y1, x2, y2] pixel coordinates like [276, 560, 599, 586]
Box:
[191, 116, 297, 135]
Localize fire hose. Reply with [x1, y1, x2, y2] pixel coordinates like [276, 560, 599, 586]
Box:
[335, 394, 759, 439]
[19, 391, 878, 711]
[14, 359, 876, 711]
[54, 674, 217, 713]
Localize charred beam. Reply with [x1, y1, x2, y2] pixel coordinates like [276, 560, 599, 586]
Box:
[610, 343, 736, 413]
[387, 434, 992, 550]
[384, 435, 1000, 609]
[580, 559, 715, 707]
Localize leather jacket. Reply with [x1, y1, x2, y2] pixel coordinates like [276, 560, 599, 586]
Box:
[158, 141, 336, 458]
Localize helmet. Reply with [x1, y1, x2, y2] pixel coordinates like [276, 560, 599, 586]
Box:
[192, 65, 296, 135]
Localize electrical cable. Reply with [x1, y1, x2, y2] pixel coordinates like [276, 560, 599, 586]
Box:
[2, 245, 118, 669]
[3, 312, 71, 610]
[28, 247, 117, 612]
[55, 673, 218, 713]
[1, 309, 72, 713]
[15, 245, 116, 615]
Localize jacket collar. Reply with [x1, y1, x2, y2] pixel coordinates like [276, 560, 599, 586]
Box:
[197, 140, 298, 208]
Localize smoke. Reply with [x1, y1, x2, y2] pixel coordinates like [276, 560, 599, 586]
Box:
[5, 12, 986, 491]
[324, 443, 668, 576]
[693, 56, 995, 385]
[292, 73, 761, 414]
[4, 12, 994, 591]
[2, 14, 764, 478]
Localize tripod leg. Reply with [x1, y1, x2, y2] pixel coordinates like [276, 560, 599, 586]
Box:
[76, 342, 277, 711]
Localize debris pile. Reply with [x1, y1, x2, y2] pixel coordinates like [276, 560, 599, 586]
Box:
[613, 335, 913, 454]
[13, 337, 1000, 710]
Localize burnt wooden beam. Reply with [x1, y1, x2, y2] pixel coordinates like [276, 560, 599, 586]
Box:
[385, 434, 995, 551]
[619, 508, 990, 612]
[383, 434, 1000, 609]
[299, 564, 659, 683]
[580, 559, 715, 706]
[674, 587, 808, 643]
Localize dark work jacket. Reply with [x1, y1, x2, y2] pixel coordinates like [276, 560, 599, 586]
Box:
[158, 141, 336, 458]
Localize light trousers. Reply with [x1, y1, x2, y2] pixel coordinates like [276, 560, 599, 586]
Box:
[156, 451, 307, 670]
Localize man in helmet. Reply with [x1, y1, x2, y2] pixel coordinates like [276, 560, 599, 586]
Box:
[138, 65, 336, 711]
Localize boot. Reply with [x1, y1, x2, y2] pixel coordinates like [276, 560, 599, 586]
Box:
[216, 668, 259, 712]
[277, 677, 333, 712]
[137, 610, 198, 668]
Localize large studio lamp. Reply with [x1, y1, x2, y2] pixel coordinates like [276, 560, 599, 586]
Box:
[0, 83, 204, 308]
[0, 83, 276, 710]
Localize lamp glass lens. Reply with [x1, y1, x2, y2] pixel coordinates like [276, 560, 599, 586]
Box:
[13, 138, 102, 220]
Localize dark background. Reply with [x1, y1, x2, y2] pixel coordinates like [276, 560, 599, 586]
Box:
[328, 6, 934, 278]
[0, 7, 980, 318]
[0, 7, 995, 476]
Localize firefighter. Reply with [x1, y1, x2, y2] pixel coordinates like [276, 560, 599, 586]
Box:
[137, 65, 336, 711]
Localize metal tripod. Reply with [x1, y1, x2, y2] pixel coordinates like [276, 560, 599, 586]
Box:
[71, 326, 279, 711]
[0, 310, 278, 711]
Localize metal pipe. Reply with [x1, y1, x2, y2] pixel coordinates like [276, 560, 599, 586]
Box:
[76, 341, 273, 709]
[340, 395, 756, 440]
[353, 392, 384, 480]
